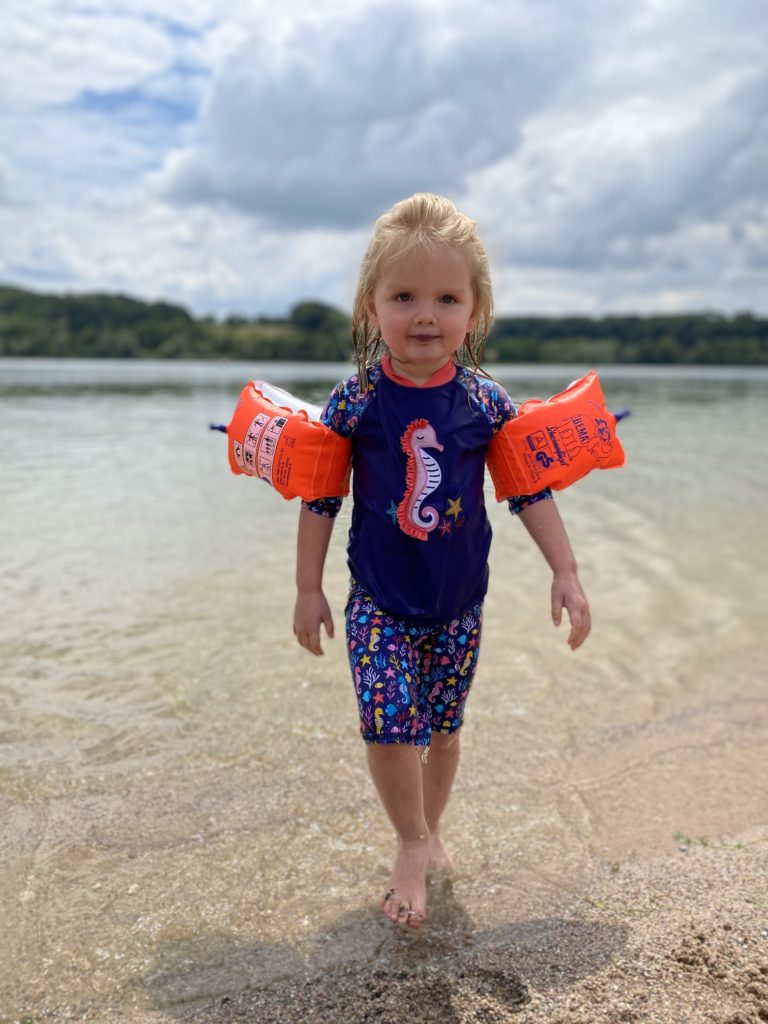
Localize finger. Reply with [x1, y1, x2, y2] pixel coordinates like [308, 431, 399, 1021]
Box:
[309, 630, 324, 656]
[323, 612, 335, 640]
[568, 605, 591, 649]
[566, 609, 582, 647]
[297, 630, 324, 656]
[551, 594, 563, 627]
[578, 608, 592, 647]
[570, 627, 587, 650]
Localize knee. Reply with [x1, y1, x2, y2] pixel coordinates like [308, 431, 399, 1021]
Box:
[430, 729, 460, 750]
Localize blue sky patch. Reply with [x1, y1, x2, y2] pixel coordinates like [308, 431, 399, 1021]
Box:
[69, 70, 203, 130]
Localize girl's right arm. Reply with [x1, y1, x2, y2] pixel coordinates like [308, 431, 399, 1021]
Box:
[293, 372, 366, 655]
[294, 504, 336, 656]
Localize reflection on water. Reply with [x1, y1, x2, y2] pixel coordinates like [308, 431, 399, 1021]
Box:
[1, 358, 767, 1021]
[3, 355, 768, 397]
[0, 357, 352, 402]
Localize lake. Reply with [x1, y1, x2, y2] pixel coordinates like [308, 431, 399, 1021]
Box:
[1, 358, 767, 1020]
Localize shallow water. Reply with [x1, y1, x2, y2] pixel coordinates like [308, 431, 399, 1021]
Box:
[1, 358, 767, 1021]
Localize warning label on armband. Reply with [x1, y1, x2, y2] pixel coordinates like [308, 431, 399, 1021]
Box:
[241, 413, 270, 475]
[273, 449, 293, 488]
[257, 415, 288, 485]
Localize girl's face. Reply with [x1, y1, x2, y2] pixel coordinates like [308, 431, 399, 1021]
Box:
[368, 243, 477, 384]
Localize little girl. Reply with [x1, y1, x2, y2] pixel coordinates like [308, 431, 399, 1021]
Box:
[293, 193, 590, 929]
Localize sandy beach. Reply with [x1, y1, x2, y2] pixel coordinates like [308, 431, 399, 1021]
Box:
[3, 363, 767, 1024]
[31, 827, 766, 1024]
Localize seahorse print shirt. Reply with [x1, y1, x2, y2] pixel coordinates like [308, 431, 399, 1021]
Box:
[304, 357, 552, 623]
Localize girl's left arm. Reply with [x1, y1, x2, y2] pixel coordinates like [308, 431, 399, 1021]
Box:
[517, 498, 591, 650]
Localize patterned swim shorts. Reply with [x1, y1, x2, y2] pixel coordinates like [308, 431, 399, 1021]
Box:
[345, 584, 483, 745]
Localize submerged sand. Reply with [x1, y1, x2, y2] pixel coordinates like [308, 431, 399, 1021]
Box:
[172, 834, 768, 1024]
[4, 366, 768, 1023]
[31, 827, 766, 1024]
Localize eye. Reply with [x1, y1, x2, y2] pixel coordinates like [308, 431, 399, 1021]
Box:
[439, 294, 457, 304]
[394, 292, 412, 302]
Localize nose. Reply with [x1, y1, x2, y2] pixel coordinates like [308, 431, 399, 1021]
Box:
[414, 301, 436, 324]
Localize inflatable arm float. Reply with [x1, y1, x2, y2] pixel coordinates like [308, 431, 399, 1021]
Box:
[214, 371, 627, 502]
[217, 380, 352, 501]
[487, 370, 626, 498]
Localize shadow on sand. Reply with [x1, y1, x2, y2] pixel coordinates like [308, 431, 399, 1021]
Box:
[143, 876, 629, 1023]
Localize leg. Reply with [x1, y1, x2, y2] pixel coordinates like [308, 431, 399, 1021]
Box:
[346, 590, 431, 928]
[366, 742, 430, 928]
[422, 730, 461, 870]
[419, 599, 484, 871]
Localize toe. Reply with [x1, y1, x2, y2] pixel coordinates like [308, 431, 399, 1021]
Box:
[395, 902, 412, 927]
[380, 887, 396, 912]
[382, 889, 402, 923]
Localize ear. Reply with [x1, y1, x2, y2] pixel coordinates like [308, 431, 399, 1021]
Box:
[366, 294, 379, 329]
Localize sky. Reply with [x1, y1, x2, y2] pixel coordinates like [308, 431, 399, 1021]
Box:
[1, 0, 766, 318]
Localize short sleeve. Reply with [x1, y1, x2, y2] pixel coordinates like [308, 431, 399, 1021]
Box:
[469, 374, 554, 513]
[301, 375, 363, 518]
[470, 374, 516, 433]
[302, 495, 343, 517]
[507, 489, 553, 515]
[317, 376, 364, 437]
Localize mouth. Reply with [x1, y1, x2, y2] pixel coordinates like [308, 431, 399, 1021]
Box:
[410, 334, 439, 342]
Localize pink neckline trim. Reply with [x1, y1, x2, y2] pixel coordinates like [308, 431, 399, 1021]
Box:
[381, 354, 457, 388]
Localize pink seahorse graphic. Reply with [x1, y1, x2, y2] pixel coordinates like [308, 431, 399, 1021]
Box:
[397, 418, 444, 541]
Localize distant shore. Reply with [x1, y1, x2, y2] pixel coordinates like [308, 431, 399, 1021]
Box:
[2, 284, 767, 364]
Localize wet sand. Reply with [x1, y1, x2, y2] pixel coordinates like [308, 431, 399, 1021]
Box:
[3, 363, 768, 1023]
[33, 828, 767, 1024]
[183, 833, 768, 1024]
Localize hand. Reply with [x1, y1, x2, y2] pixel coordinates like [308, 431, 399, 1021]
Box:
[551, 571, 591, 650]
[293, 589, 335, 656]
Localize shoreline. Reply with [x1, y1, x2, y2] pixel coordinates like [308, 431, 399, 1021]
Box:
[184, 828, 768, 1024]
[34, 826, 767, 1024]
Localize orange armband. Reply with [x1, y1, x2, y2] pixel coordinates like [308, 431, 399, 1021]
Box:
[486, 370, 625, 499]
[226, 381, 352, 501]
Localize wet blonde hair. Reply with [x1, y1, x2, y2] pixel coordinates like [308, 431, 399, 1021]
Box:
[352, 193, 493, 389]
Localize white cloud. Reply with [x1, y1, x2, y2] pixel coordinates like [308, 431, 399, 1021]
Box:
[469, 64, 768, 269]
[1, 4, 180, 107]
[0, 0, 766, 316]
[465, 1, 768, 313]
[0, 185, 365, 316]
[152, 0, 594, 227]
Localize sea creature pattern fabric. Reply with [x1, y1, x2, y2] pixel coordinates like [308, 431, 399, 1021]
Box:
[303, 361, 552, 622]
[346, 583, 483, 745]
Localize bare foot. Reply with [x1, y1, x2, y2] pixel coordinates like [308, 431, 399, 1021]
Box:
[380, 837, 430, 928]
[427, 831, 454, 872]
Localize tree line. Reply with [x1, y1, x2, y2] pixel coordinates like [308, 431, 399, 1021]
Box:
[1, 284, 766, 364]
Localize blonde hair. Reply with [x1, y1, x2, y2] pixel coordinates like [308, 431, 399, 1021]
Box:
[351, 193, 493, 389]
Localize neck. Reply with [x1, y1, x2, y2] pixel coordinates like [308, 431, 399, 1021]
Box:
[383, 354, 457, 388]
